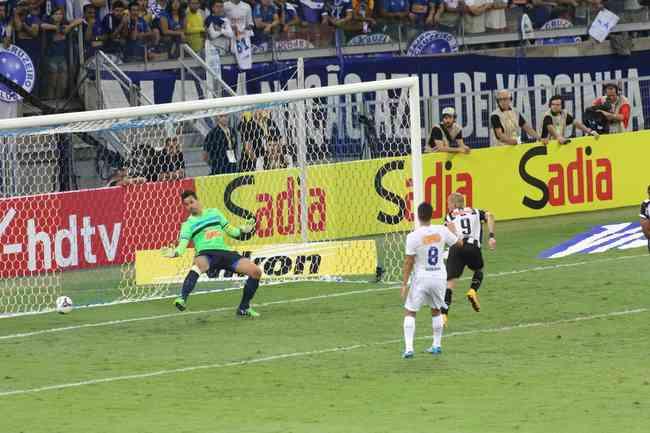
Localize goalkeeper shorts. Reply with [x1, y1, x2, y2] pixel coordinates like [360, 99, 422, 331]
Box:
[198, 249, 244, 277]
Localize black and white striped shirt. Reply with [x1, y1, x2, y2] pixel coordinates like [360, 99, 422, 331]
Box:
[445, 207, 487, 248]
[641, 199, 650, 220]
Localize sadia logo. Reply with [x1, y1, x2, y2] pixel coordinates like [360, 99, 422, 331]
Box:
[0, 45, 35, 102]
[519, 145, 612, 210]
[375, 159, 472, 224]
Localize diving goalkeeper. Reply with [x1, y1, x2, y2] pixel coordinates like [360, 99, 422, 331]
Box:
[162, 190, 262, 317]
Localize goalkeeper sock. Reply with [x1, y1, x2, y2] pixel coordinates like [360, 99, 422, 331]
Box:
[181, 268, 200, 300]
[403, 316, 415, 353]
[441, 288, 453, 314]
[471, 271, 484, 291]
[432, 314, 444, 348]
[238, 277, 260, 311]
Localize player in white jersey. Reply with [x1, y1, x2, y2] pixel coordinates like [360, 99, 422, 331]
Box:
[442, 192, 496, 325]
[401, 202, 460, 359]
[640, 185, 650, 253]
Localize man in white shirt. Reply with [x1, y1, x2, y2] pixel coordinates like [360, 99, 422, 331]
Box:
[401, 202, 460, 359]
[224, 0, 254, 69]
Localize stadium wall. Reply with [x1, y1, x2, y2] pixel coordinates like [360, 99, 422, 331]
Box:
[1, 130, 647, 275]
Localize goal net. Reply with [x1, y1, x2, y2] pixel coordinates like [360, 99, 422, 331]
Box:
[0, 77, 422, 315]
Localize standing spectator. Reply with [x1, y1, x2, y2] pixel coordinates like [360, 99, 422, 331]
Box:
[40, 7, 83, 99]
[463, 0, 489, 35]
[0, 1, 11, 48]
[351, 0, 375, 33]
[224, 0, 254, 67]
[160, 0, 185, 58]
[202, 114, 239, 175]
[12, 0, 41, 83]
[490, 89, 541, 146]
[298, 0, 328, 25]
[237, 111, 263, 171]
[124, 1, 157, 62]
[148, 136, 186, 181]
[378, 0, 409, 23]
[425, 107, 470, 153]
[408, 0, 439, 27]
[255, 110, 286, 169]
[205, 0, 233, 54]
[591, 82, 631, 134]
[101, 0, 129, 56]
[253, 0, 281, 46]
[541, 95, 599, 144]
[148, 0, 168, 49]
[277, 0, 301, 32]
[185, 0, 205, 52]
[324, 0, 354, 29]
[437, 0, 462, 33]
[485, 0, 507, 32]
[82, 3, 106, 59]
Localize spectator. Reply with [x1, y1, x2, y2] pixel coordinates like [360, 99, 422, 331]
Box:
[124, 1, 158, 62]
[202, 114, 239, 175]
[425, 106, 470, 153]
[237, 111, 263, 171]
[224, 0, 254, 49]
[276, 0, 301, 32]
[0, 1, 11, 48]
[323, 0, 353, 29]
[378, 0, 409, 23]
[148, 136, 186, 181]
[437, 0, 462, 33]
[490, 89, 541, 146]
[40, 7, 83, 99]
[591, 82, 631, 134]
[255, 110, 286, 169]
[297, 0, 328, 25]
[408, 0, 439, 27]
[148, 0, 168, 49]
[463, 0, 489, 34]
[185, 0, 205, 52]
[82, 3, 106, 59]
[106, 167, 147, 186]
[101, 0, 129, 55]
[351, 0, 375, 33]
[485, 0, 507, 32]
[253, 0, 281, 46]
[205, 0, 234, 54]
[160, 0, 186, 58]
[12, 0, 41, 83]
[541, 95, 599, 144]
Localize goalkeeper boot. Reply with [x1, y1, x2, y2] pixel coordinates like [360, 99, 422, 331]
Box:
[467, 289, 480, 312]
[174, 297, 187, 312]
[424, 346, 442, 355]
[237, 307, 260, 318]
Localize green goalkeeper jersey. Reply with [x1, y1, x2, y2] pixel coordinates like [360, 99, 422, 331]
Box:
[174, 208, 241, 256]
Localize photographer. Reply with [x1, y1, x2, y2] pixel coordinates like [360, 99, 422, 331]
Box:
[590, 82, 630, 134]
[426, 107, 470, 154]
[541, 95, 599, 144]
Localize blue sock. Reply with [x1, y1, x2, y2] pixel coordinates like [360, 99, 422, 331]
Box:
[238, 277, 260, 310]
[181, 270, 200, 300]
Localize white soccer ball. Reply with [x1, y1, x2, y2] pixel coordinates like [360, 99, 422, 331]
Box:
[55, 296, 74, 314]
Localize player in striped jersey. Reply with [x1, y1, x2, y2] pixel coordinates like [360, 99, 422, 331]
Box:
[442, 192, 496, 325]
[161, 190, 262, 317]
[641, 185, 650, 253]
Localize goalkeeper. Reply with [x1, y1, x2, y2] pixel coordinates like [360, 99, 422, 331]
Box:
[162, 190, 262, 317]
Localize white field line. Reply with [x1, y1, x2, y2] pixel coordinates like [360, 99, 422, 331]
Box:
[0, 253, 646, 342]
[0, 306, 647, 398]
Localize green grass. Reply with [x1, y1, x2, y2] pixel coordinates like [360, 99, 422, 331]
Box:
[1, 206, 649, 433]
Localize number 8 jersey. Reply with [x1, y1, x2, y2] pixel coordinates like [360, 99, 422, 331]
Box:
[405, 225, 458, 279]
[445, 207, 487, 247]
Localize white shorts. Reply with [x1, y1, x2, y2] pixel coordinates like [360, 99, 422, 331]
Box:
[404, 276, 447, 312]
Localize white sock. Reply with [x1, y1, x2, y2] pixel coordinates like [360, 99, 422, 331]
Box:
[432, 315, 444, 348]
[403, 316, 415, 352]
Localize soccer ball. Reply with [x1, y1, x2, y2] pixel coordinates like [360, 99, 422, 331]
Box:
[55, 296, 74, 314]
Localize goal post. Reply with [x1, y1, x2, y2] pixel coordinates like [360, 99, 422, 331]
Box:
[0, 77, 423, 316]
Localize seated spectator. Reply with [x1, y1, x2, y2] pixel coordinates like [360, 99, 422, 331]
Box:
[408, 0, 439, 27]
[237, 111, 263, 172]
[202, 114, 238, 175]
[485, 0, 507, 32]
[124, 1, 158, 62]
[40, 7, 83, 99]
[160, 0, 186, 58]
[463, 0, 489, 34]
[101, 0, 129, 55]
[253, 0, 281, 46]
[82, 4, 106, 59]
[276, 0, 301, 32]
[205, 0, 234, 54]
[149, 136, 186, 181]
[437, 0, 462, 33]
[185, 0, 205, 52]
[378, 0, 410, 23]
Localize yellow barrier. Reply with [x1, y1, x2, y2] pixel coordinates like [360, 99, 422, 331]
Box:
[135, 240, 378, 285]
[192, 130, 649, 245]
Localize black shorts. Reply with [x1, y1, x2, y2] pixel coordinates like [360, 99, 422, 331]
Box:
[446, 243, 484, 280]
[197, 249, 243, 278]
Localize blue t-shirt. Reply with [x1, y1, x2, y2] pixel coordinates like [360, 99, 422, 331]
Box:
[84, 19, 105, 57]
[161, 10, 182, 31]
[328, 0, 352, 20]
[283, 2, 299, 23]
[383, 0, 409, 13]
[253, 3, 278, 23]
[299, 0, 325, 23]
[409, 0, 432, 16]
[125, 17, 150, 58]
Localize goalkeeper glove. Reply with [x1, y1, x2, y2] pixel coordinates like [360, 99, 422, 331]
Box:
[160, 245, 178, 258]
[239, 218, 256, 234]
